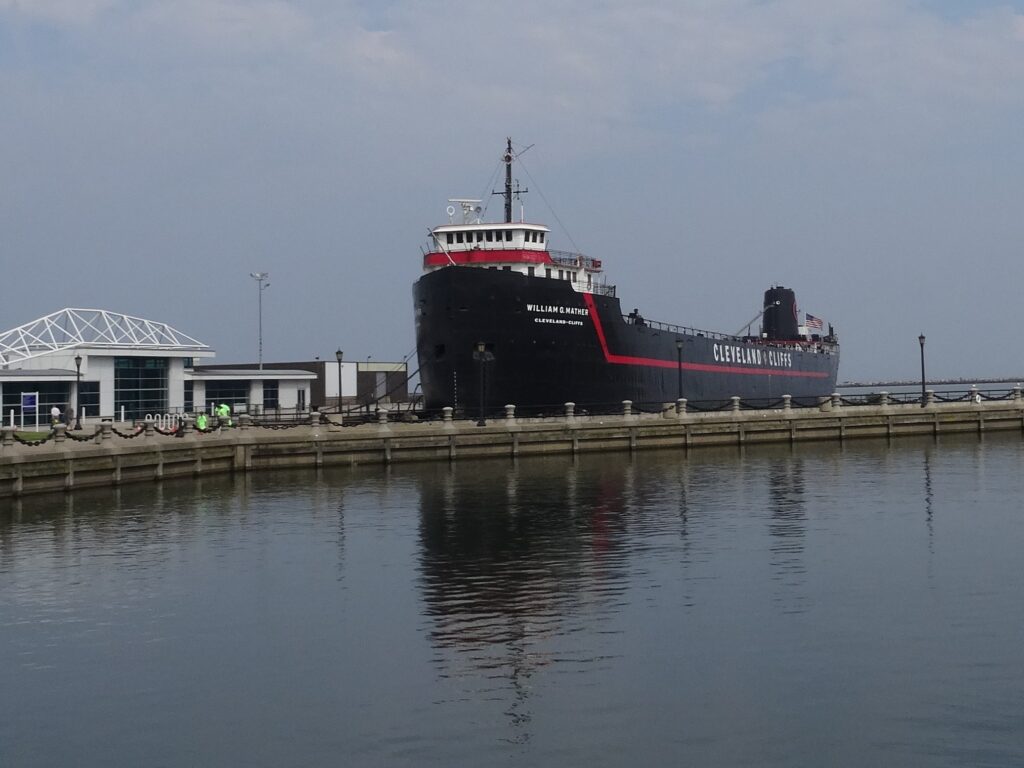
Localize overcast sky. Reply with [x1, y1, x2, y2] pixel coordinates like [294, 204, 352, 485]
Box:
[2, 0, 1023, 382]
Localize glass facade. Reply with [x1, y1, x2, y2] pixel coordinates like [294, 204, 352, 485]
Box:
[262, 380, 279, 410]
[184, 381, 193, 413]
[204, 381, 249, 413]
[114, 357, 168, 420]
[1, 382, 71, 425]
[78, 381, 100, 418]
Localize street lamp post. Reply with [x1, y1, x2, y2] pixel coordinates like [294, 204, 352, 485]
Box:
[675, 339, 684, 401]
[918, 334, 926, 407]
[74, 353, 82, 429]
[250, 272, 270, 369]
[335, 349, 344, 414]
[475, 341, 487, 426]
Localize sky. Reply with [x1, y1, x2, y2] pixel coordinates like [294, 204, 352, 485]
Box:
[1, 0, 1023, 382]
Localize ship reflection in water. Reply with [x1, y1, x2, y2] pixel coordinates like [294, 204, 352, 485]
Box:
[413, 447, 822, 743]
[415, 458, 634, 740]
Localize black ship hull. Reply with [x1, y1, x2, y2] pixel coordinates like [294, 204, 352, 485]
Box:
[414, 268, 839, 412]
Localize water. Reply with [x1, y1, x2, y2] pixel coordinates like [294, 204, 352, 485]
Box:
[2, 434, 1023, 766]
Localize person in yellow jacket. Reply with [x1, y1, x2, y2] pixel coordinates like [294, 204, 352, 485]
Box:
[195, 412, 208, 431]
[215, 403, 232, 427]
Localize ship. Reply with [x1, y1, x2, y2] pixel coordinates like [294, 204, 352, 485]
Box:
[413, 139, 839, 414]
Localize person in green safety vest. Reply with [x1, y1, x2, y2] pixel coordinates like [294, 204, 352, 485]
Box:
[195, 412, 208, 431]
[215, 403, 232, 427]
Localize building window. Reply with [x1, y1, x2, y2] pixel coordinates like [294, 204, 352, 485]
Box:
[184, 380, 193, 412]
[204, 380, 250, 414]
[78, 381, 100, 417]
[263, 380, 279, 411]
[114, 357, 168, 420]
[2, 381, 72, 423]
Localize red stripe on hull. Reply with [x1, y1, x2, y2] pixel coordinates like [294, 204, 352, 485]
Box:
[581, 292, 830, 379]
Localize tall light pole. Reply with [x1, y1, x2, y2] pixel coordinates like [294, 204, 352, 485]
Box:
[675, 339, 684, 401]
[918, 334, 926, 407]
[74, 353, 82, 430]
[250, 272, 270, 369]
[335, 349, 344, 414]
[474, 341, 487, 426]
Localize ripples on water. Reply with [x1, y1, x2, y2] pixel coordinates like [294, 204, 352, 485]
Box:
[1, 435, 1023, 766]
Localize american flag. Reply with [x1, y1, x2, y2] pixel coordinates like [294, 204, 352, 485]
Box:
[806, 313, 824, 330]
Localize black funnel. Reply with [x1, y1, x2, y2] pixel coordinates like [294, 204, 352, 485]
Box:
[762, 286, 800, 340]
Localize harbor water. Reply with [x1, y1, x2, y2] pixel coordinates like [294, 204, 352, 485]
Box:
[2, 434, 1023, 766]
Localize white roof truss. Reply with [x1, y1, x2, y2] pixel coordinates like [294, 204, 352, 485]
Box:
[0, 308, 209, 365]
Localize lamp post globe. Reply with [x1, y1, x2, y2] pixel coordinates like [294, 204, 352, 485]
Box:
[74, 353, 82, 429]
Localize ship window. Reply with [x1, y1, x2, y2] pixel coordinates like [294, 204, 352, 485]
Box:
[486, 231, 493, 242]
[545, 268, 551, 278]
[456, 232, 464, 243]
[570, 272, 576, 282]
[539, 233, 545, 243]
[505, 231, 512, 242]
[528, 266, 535, 276]
[558, 269, 563, 280]
[446, 233, 453, 244]
[476, 232, 483, 242]
[503, 266, 511, 271]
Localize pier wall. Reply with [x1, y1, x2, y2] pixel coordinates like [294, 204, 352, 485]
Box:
[2, 399, 1023, 499]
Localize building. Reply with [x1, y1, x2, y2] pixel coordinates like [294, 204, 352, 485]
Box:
[0, 308, 316, 425]
[195, 359, 411, 411]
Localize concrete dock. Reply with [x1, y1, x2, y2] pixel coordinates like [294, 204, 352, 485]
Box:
[1, 394, 1022, 498]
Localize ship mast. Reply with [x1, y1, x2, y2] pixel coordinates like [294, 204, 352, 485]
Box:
[503, 137, 513, 224]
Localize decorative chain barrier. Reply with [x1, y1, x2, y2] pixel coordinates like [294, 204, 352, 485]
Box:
[12, 432, 56, 446]
[65, 430, 99, 443]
